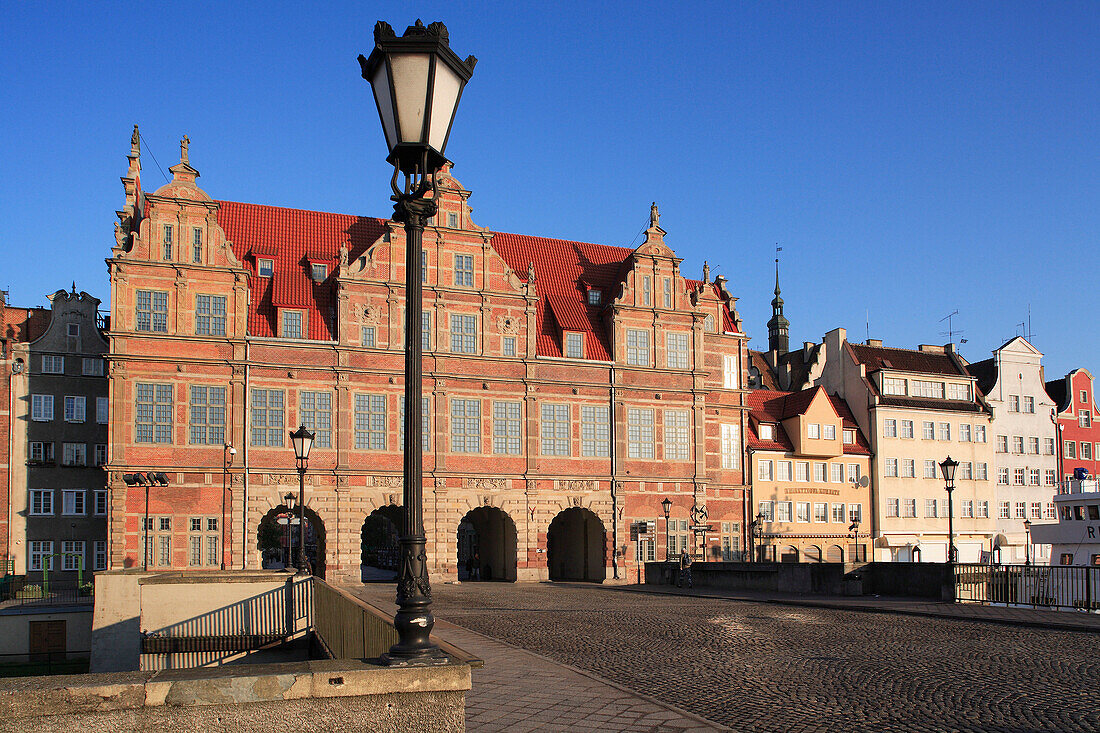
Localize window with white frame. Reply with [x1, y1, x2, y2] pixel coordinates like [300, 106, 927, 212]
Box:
[814, 462, 827, 482]
[848, 463, 860, 482]
[62, 490, 85, 516]
[30, 441, 54, 463]
[998, 468, 1009, 485]
[135, 290, 168, 332]
[62, 443, 86, 466]
[565, 332, 584, 359]
[361, 326, 376, 347]
[642, 275, 652, 306]
[923, 459, 937, 478]
[796, 502, 810, 522]
[938, 423, 951, 441]
[843, 429, 855, 444]
[778, 461, 792, 481]
[883, 419, 897, 438]
[30, 541, 53, 571]
[94, 490, 107, 515]
[195, 295, 227, 336]
[311, 263, 327, 281]
[1013, 468, 1025, 485]
[1083, 442, 1093, 460]
[663, 278, 672, 308]
[758, 501, 774, 522]
[251, 389, 284, 446]
[948, 383, 971, 401]
[503, 336, 516, 357]
[541, 403, 570, 456]
[996, 435, 1008, 453]
[191, 227, 203, 263]
[903, 498, 917, 518]
[1065, 440, 1076, 458]
[1014, 501, 1026, 519]
[93, 396, 108, 425]
[299, 391, 333, 448]
[777, 501, 792, 522]
[961, 500, 974, 518]
[720, 424, 740, 469]
[999, 501, 1010, 519]
[1081, 410, 1092, 428]
[975, 425, 986, 443]
[450, 314, 476, 354]
[960, 462, 972, 480]
[64, 396, 86, 423]
[723, 354, 739, 388]
[824, 424, 836, 440]
[849, 503, 863, 523]
[885, 458, 898, 477]
[758, 460, 774, 481]
[188, 386, 226, 445]
[832, 503, 847, 523]
[814, 502, 829, 522]
[626, 329, 650, 366]
[831, 463, 844, 483]
[450, 399, 481, 453]
[492, 401, 522, 455]
[900, 420, 913, 439]
[94, 541, 107, 570]
[1044, 502, 1056, 519]
[32, 394, 54, 422]
[42, 355, 64, 374]
[959, 424, 971, 442]
[162, 224, 173, 260]
[926, 498, 938, 518]
[257, 258, 274, 277]
[1029, 468, 1041, 486]
[627, 408, 655, 459]
[977, 501, 989, 518]
[454, 254, 474, 286]
[281, 310, 303, 338]
[666, 333, 689, 369]
[664, 410, 689, 460]
[1027, 436, 1039, 454]
[1012, 436, 1024, 454]
[976, 463, 988, 480]
[354, 394, 387, 450]
[1023, 396, 1035, 413]
[922, 421, 935, 440]
[758, 424, 774, 440]
[808, 423, 821, 439]
[882, 377, 907, 395]
[581, 405, 610, 457]
[912, 380, 945, 399]
[902, 459, 915, 478]
[1030, 502, 1042, 519]
[1045, 469, 1057, 486]
[1009, 395, 1020, 412]
[30, 489, 53, 515]
[399, 396, 431, 452]
[795, 462, 809, 481]
[703, 313, 715, 332]
[95, 443, 107, 466]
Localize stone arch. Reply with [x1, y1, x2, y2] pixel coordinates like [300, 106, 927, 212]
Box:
[457, 506, 518, 582]
[257, 502, 327, 578]
[805, 544, 822, 563]
[826, 544, 844, 563]
[547, 507, 607, 583]
[781, 545, 800, 563]
[361, 505, 404, 582]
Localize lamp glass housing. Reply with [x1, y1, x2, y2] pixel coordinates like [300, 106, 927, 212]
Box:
[661, 498, 673, 517]
[939, 456, 959, 483]
[290, 425, 315, 461]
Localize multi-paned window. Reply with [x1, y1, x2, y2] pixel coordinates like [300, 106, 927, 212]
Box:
[758, 501, 774, 522]
[824, 424, 836, 440]
[258, 258, 274, 277]
[30, 489, 53, 515]
[135, 383, 173, 443]
[97, 396, 109, 424]
[723, 354, 739, 388]
[627, 408, 654, 459]
[998, 467, 1009, 485]
[299, 391, 333, 448]
[959, 424, 971, 442]
[663, 278, 672, 308]
[720, 424, 739, 469]
[976, 463, 988, 480]
[912, 380, 945, 399]
[541, 404, 570, 456]
[62, 490, 85, 515]
[885, 458, 898, 477]
[30, 441, 54, 463]
[776, 501, 791, 522]
[281, 310, 303, 338]
[626, 330, 650, 366]
[450, 399, 481, 453]
[882, 377, 906, 395]
[924, 459, 938, 478]
[163, 224, 173, 260]
[904, 498, 917, 518]
[29, 541, 53, 571]
[94, 490, 108, 515]
[883, 419, 897, 438]
[450, 314, 477, 354]
[796, 502, 810, 522]
[814, 502, 829, 522]
[64, 396, 86, 422]
[195, 295, 227, 336]
[251, 389, 284, 446]
[135, 290, 168, 332]
[1013, 436, 1025, 454]
[492, 401, 522, 455]
[82, 357, 104, 376]
[831, 463, 844, 483]
[664, 410, 689, 460]
[1065, 440, 1076, 459]
[192, 227, 203, 263]
[32, 394, 54, 421]
[399, 397, 431, 452]
[900, 420, 914, 439]
[1029, 468, 1041, 486]
[1044, 437, 1055, 455]
[922, 421, 935, 440]
[581, 405, 610, 457]
[778, 461, 793, 481]
[960, 462, 973, 480]
[42, 355, 64, 374]
[642, 275, 652, 306]
[565, 332, 584, 359]
[902, 459, 915, 478]
[503, 336, 516, 357]
[188, 517, 220, 567]
[189, 386, 226, 444]
[361, 326, 376, 347]
[926, 498, 939, 518]
[758, 460, 774, 481]
[975, 425, 986, 442]
[354, 394, 387, 450]
[1013, 468, 1025, 485]
[94, 541, 107, 571]
[1045, 469, 1057, 486]
[849, 503, 863, 523]
[454, 254, 474, 286]
[832, 503, 847, 522]
[95, 443, 107, 465]
[938, 423, 951, 441]
[948, 383, 971, 401]
[795, 461, 809, 481]
[814, 462, 827, 482]
[666, 333, 689, 369]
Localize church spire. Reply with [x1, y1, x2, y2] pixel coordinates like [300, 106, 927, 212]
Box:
[767, 245, 789, 354]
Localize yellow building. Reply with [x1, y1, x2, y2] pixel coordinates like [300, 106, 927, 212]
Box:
[746, 386, 872, 562]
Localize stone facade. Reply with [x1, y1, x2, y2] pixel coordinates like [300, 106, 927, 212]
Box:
[105, 133, 750, 582]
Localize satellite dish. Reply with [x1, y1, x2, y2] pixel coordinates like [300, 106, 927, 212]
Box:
[856, 475, 869, 488]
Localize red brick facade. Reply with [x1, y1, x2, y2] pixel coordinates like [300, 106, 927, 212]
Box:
[1049, 369, 1100, 480]
[107, 134, 750, 581]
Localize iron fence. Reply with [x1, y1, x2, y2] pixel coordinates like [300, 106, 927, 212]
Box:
[0, 576, 92, 607]
[955, 563, 1100, 612]
[0, 650, 90, 677]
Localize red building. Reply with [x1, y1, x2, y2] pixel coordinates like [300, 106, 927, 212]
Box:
[1047, 369, 1100, 481]
[106, 131, 750, 582]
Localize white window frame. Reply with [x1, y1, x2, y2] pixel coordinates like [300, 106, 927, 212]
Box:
[720, 424, 740, 469]
[626, 329, 651, 367]
[541, 403, 571, 456]
[627, 408, 655, 459]
[32, 394, 54, 422]
[666, 332, 689, 369]
[663, 410, 689, 461]
[62, 489, 86, 516]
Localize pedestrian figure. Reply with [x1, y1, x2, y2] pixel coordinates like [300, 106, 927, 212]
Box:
[677, 548, 693, 588]
[472, 551, 481, 581]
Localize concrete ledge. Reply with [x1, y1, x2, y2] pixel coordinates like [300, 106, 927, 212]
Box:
[0, 658, 470, 720]
[137, 570, 296, 585]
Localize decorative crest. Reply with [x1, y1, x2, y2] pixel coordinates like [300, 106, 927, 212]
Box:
[180, 135, 190, 165]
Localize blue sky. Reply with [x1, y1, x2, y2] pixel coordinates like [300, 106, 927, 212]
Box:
[2, 1, 1097, 378]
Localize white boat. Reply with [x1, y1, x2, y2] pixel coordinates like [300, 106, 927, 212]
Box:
[1022, 479, 1100, 611]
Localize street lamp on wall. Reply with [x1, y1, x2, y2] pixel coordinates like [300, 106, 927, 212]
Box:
[360, 18, 475, 667]
[289, 425, 314, 576]
[661, 498, 673, 561]
[940, 456, 959, 564]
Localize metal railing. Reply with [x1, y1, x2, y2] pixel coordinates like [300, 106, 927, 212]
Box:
[0, 650, 90, 677]
[0, 576, 93, 607]
[955, 563, 1100, 612]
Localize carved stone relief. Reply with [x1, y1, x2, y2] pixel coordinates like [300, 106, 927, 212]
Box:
[467, 477, 506, 490]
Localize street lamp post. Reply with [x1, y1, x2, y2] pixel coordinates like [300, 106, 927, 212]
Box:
[360, 18, 476, 666]
[289, 426, 314, 576]
[848, 520, 860, 563]
[222, 443, 236, 570]
[940, 456, 959, 563]
[1023, 519, 1032, 566]
[662, 498, 672, 562]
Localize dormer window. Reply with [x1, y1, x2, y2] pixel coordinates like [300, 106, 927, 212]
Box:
[823, 424, 836, 440]
[281, 310, 303, 339]
[565, 332, 584, 359]
[587, 289, 601, 305]
[759, 423, 774, 441]
[843, 429, 855, 445]
[257, 259, 274, 277]
[311, 263, 328, 282]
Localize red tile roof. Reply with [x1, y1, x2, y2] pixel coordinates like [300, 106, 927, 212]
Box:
[748, 350, 779, 390]
[214, 200, 737, 355]
[849, 343, 961, 376]
[745, 387, 871, 455]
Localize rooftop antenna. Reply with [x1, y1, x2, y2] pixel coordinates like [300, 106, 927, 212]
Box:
[865, 309, 869, 343]
[939, 310, 963, 345]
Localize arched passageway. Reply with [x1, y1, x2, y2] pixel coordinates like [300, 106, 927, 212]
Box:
[257, 503, 326, 578]
[827, 545, 844, 563]
[361, 505, 404, 582]
[781, 546, 800, 563]
[547, 507, 606, 583]
[457, 506, 518, 582]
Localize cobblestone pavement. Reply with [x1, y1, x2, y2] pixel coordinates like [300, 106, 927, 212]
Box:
[354, 582, 1100, 733]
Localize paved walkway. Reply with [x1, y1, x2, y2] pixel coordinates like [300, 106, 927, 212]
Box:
[617, 583, 1100, 633]
[350, 584, 725, 732]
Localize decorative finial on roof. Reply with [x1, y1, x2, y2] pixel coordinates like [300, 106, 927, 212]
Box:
[71, 281, 77, 295]
[180, 135, 190, 165]
[527, 262, 536, 282]
[650, 202, 659, 229]
[774, 245, 783, 297]
[702, 260, 710, 283]
[130, 125, 140, 155]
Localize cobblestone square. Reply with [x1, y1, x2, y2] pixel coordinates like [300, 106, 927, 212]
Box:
[357, 582, 1100, 732]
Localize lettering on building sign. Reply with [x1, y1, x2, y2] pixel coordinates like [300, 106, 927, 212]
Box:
[789, 488, 841, 496]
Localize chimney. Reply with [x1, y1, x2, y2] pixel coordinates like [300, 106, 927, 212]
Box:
[867, 339, 883, 348]
[918, 344, 945, 354]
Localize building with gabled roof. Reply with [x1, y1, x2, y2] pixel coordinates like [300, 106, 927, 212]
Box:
[1046, 368, 1100, 481]
[745, 387, 872, 562]
[966, 337, 1057, 564]
[814, 328, 995, 562]
[105, 131, 751, 581]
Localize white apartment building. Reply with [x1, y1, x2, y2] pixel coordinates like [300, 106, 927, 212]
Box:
[966, 337, 1058, 564]
[814, 329, 996, 562]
